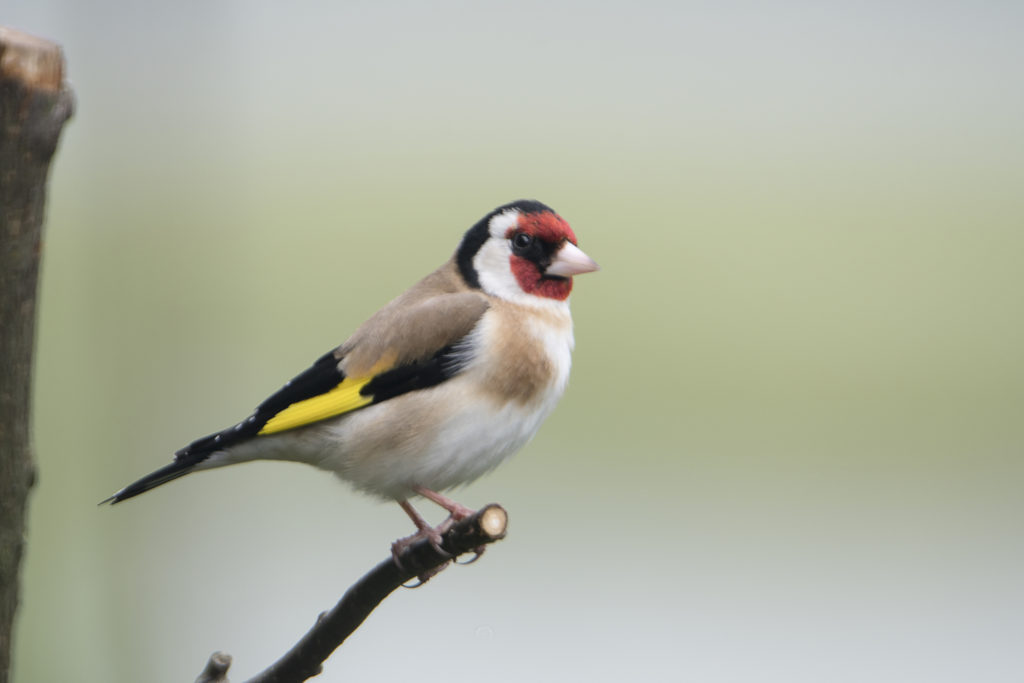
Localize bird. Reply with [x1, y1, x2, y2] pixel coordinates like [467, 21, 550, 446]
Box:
[103, 199, 598, 570]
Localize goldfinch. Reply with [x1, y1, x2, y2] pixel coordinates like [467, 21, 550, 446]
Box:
[104, 200, 598, 554]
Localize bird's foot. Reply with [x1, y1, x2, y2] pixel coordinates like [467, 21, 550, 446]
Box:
[394, 490, 482, 584]
[429, 501, 485, 564]
[391, 527, 451, 586]
[394, 499, 455, 586]
[434, 501, 476, 535]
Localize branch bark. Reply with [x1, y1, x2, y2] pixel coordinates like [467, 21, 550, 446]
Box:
[0, 26, 73, 683]
[195, 652, 232, 683]
[195, 504, 508, 683]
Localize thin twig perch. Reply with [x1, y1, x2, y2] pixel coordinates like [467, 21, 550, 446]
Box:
[195, 504, 508, 683]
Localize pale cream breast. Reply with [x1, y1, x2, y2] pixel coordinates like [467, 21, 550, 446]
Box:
[471, 298, 574, 408]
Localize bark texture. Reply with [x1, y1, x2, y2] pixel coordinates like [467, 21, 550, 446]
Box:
[0, 25, 73, 683]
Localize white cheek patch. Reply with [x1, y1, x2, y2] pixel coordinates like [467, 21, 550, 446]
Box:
[472, 208, 523, 302]
[473, 238, 522, 301]
[487, 209, 520, 239]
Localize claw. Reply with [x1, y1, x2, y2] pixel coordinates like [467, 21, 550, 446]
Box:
[391, 531, 452, 586]
[393, 501, 454, 585]
[393, 489, 481, 584]
[454, 546, 486, 565]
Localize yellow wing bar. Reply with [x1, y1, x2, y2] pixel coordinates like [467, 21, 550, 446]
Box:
[258, 377, 373, 435]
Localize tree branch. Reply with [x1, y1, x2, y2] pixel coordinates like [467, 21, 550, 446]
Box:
[195, 652, 232, 683]
[193, 504, 507, 683]
[0, 26, 73, 683]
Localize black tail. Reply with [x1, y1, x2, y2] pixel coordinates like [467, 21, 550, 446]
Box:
[100, 417, 258, 504]
[100, 459, 200, 504]
[102, 350, 350, 505]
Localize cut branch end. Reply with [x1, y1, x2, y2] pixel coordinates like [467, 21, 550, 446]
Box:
[478, 504, 508, 538]
[195, 651, 232, 683]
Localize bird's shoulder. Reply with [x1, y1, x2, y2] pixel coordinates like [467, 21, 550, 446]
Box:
[339, 258, 490, 377]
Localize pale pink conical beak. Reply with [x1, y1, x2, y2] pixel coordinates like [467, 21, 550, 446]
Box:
[546, 241, 600, 277]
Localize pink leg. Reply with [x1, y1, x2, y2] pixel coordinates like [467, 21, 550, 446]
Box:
[412, 485, 475, 532]
[412, 486, 486, 564]
[393, 500, 444, 553]
[391, 499, 450, 584]
[398, 499, 434, 534]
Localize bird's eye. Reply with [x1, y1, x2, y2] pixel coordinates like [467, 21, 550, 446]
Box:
[511, 233, 534, 251]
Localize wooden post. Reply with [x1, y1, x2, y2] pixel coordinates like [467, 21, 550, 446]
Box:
[0, 26, 73, 683]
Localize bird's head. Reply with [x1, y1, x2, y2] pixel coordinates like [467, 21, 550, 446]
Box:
[457, 200, 599, 305]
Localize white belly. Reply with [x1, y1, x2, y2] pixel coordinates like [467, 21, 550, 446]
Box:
[328, 380, 561, 498]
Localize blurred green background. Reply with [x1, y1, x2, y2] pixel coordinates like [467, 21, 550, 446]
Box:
[7, 1, 1023, 681]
